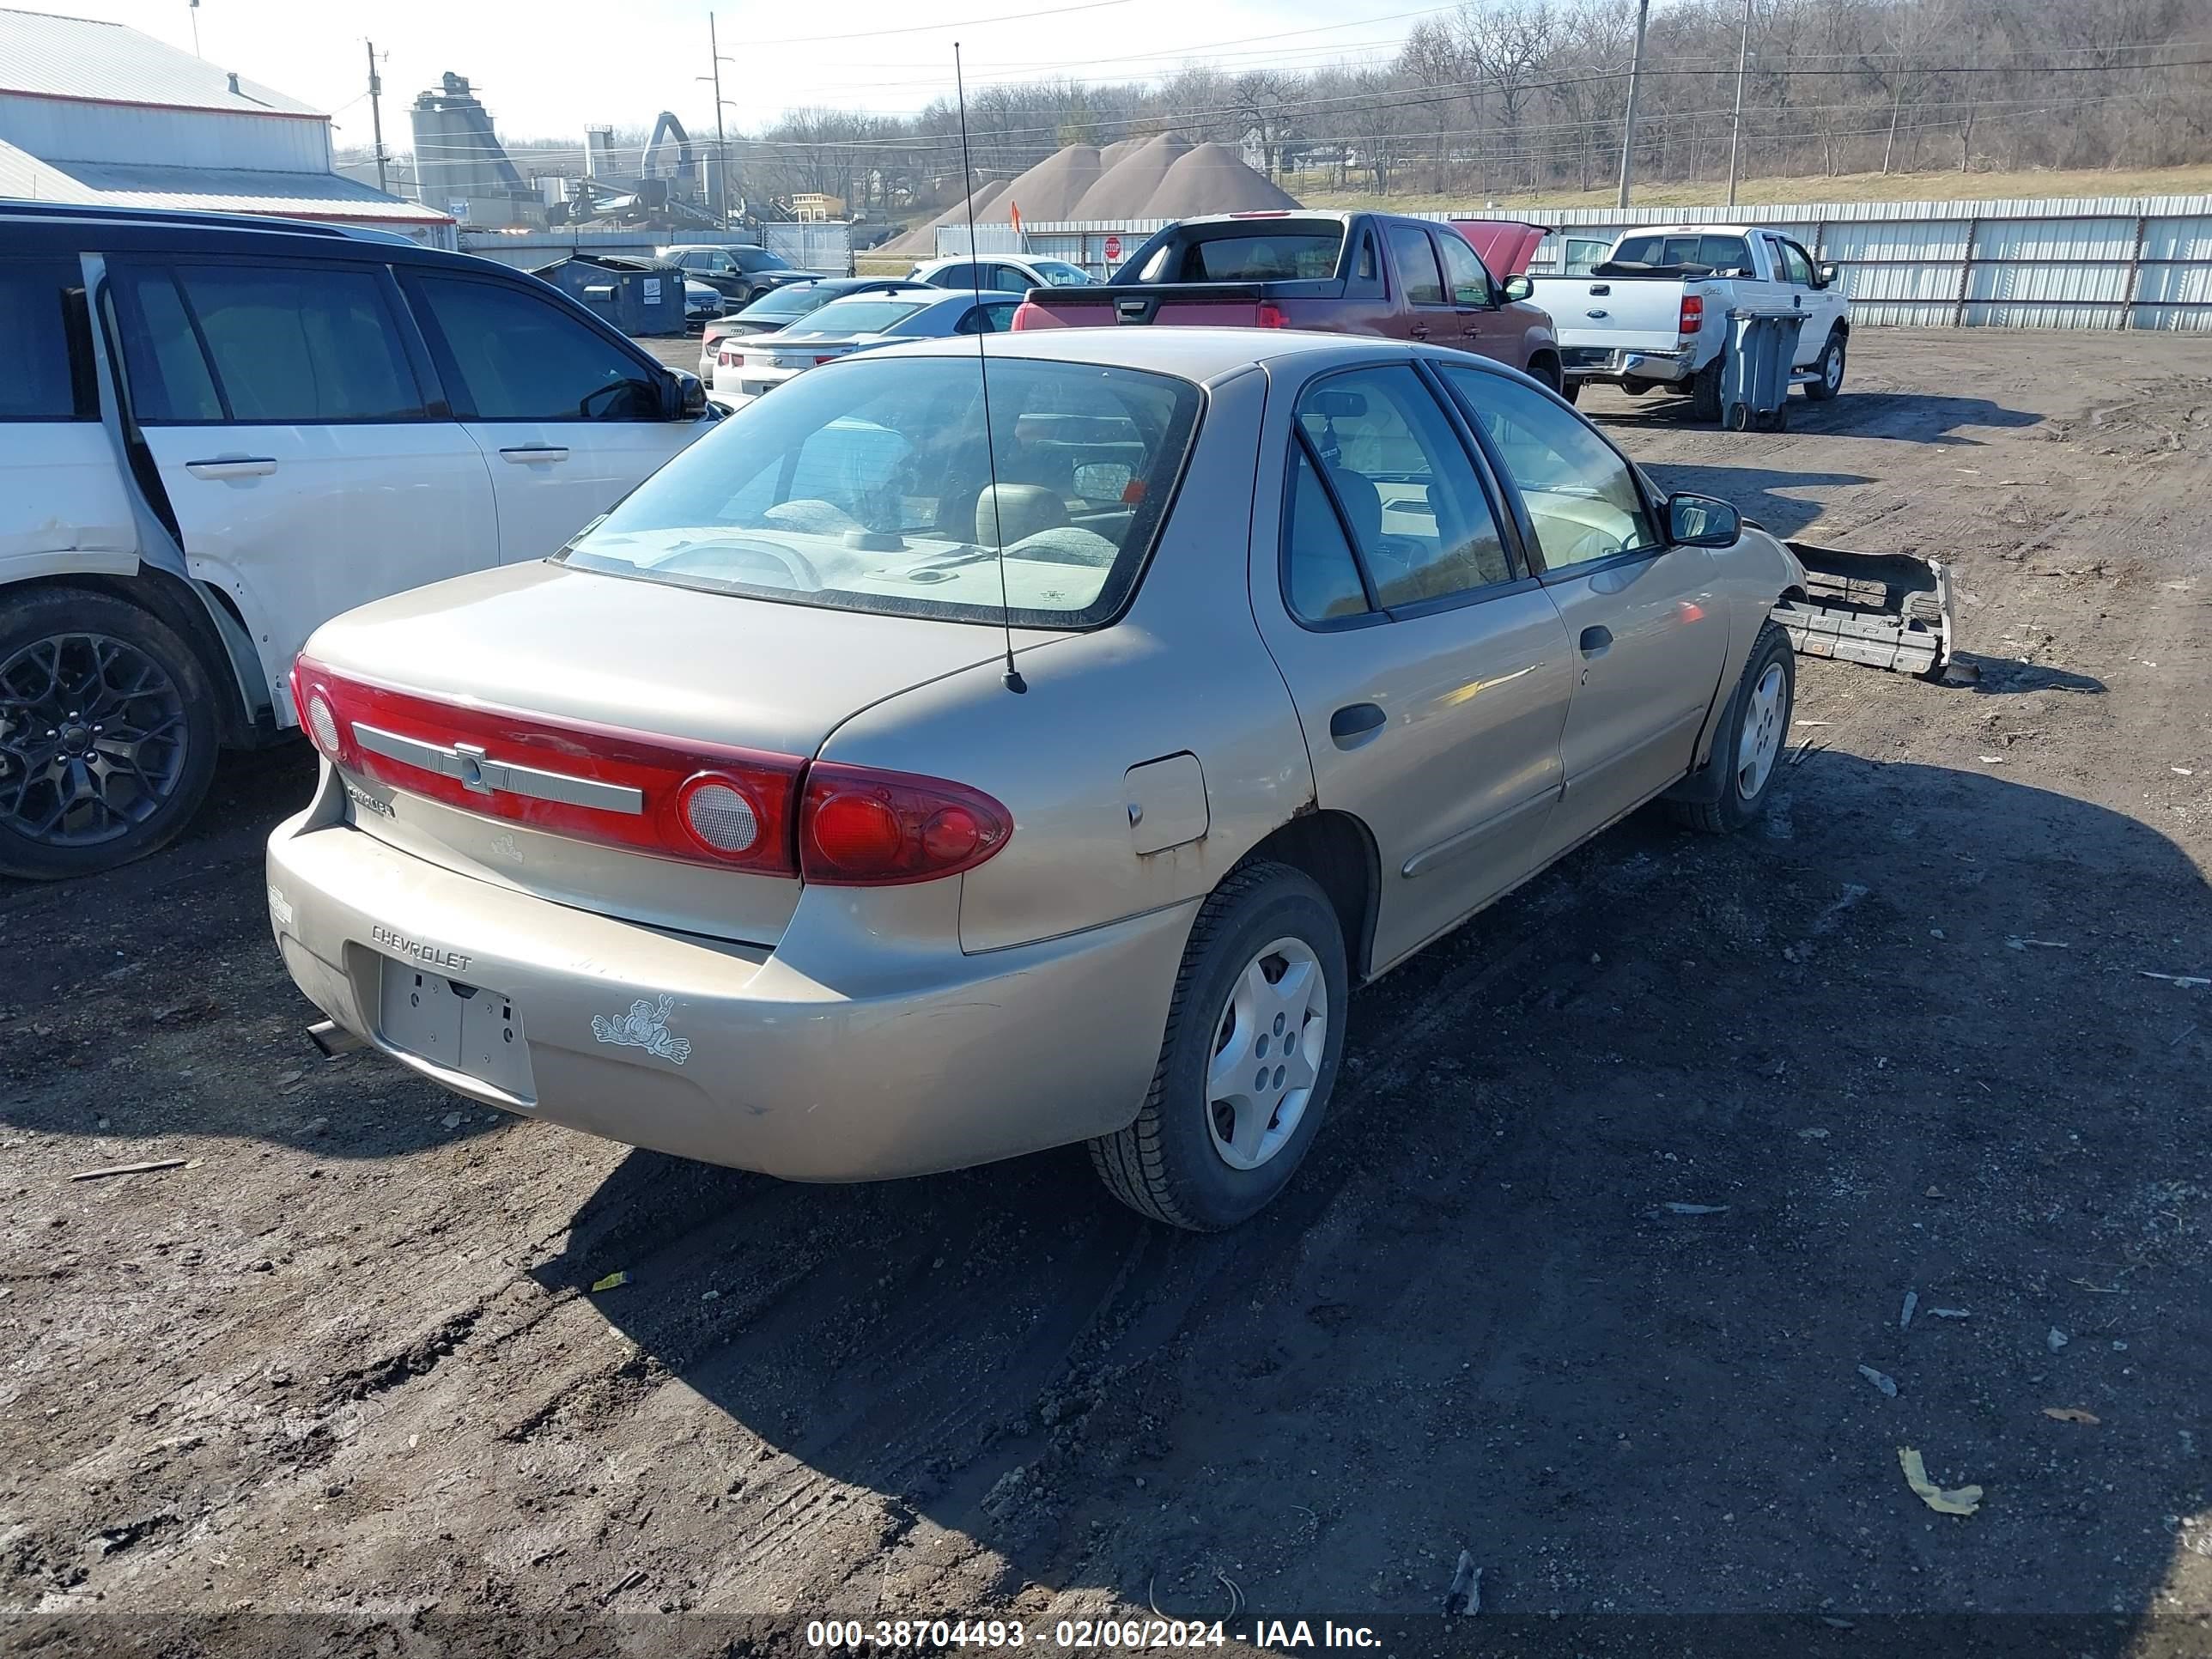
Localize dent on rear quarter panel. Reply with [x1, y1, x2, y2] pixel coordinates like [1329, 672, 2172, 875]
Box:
[808, 367, 1312, 955]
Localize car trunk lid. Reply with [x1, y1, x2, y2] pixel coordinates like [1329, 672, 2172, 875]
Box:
[296, 561, 1015, 945]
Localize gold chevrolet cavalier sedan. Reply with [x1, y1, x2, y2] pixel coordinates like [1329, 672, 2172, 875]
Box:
[268, 328, 1807, 1229]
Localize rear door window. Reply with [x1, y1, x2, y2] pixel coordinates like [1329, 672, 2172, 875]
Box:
[0, 258, 95, 421]
[111, 266, 225, 423]
[933, 263, 980, 289]
[169, 264, 425, 422]
[407, 274, 662, 421]
[1283, 445, 1373, 623]
[1386, 226, 1445, 307]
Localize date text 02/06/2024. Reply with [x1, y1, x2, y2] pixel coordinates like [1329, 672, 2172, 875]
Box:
[802, 1620, 1382, 1650]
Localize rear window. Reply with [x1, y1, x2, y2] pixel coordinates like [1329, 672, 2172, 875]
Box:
[0, 259, 94, 422]
[786, 300, 930, 336]
[740, 283, 827, 317]
[1143, 230, 1343, 283]
[1609, 233, 1752, 273]
[560, 355, 1203, 629]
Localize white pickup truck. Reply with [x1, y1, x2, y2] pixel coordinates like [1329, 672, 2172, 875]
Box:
[1520, 224, 1850, 419]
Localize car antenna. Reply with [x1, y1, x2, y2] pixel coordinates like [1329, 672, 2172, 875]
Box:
[955, 42, 1025, 695]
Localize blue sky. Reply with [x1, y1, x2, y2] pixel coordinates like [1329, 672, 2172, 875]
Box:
[68, 0, 1419, 149]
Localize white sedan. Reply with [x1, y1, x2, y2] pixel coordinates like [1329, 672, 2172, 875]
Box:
[715, 289, 1022, 404]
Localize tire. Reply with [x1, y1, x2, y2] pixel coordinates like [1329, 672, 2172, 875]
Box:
[1687, 357, 1724, 423]
[1531, 356, 1563, 395]
[1559, 379, 1583, 405]
[1090, 861, 1350, 1231]
[0, 588, 221, 880]
[1670, 620, 1795, 836]
[1804, 330, 1845, 402]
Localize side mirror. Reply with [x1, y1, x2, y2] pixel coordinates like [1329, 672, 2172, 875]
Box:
[1503, 275, 1534, 303]
[668, 369, 708, 418]
[1668, 492, 1741, 548]
[1818, 262, 1841, 288]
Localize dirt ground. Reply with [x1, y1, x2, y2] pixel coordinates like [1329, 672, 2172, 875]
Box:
[3, 331, 2209, 1655]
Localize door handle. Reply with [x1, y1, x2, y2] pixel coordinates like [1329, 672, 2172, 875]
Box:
[1579, 625, 1613, 656]
[499, 446, 571, 464]
[1408, 324, 1429, 340]
[184, 456, 276, 479]
[1329, 702, 1388, 747]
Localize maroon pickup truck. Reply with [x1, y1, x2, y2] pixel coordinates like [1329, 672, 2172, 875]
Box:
[1010, 211, 1561, 388]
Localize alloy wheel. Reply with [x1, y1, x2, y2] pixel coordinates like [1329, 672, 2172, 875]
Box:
[0, 632, 190, 848]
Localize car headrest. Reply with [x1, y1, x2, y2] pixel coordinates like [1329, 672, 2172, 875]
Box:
[973, 483, 1068, 548]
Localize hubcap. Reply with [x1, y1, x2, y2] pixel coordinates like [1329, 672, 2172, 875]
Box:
[0, 633, 188, 848]
[1825, 346, 1843, 390]
[1205, 936, 1328, 1172]
[1735, 662, 1788, 801]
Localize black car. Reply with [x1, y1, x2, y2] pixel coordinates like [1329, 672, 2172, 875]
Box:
[665, 244, 812, 305]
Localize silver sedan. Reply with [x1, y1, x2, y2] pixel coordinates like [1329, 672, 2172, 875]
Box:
[268, 328, 1807, 1230]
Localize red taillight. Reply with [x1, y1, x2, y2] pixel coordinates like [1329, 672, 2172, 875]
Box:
[293, 656, 803, 876]
[1010, 300, 1048, 331]
[1678, 294, 1705, 334]
[799, 763, 1012, 886]
[814, 355, 837, 365]
[1255, 300, 1290, 328]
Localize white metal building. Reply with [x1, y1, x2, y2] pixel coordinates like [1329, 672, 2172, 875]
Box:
[0, 6, 454, 245]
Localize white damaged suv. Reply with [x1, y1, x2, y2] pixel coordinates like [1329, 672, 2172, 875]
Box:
[0, 202, 717, 880]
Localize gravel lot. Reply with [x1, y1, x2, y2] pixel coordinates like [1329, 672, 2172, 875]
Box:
[3, 331, 2209, 1653]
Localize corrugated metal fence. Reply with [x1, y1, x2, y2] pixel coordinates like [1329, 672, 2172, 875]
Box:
[460, 222, 854, 276]
[940, 194, 2212, 331]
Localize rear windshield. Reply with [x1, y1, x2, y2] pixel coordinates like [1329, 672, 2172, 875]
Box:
[1139, 229, 1344, 283]
[738, 283, 826, 318]
[785, 299, 930, 336]
[1608, 232, 1752, 274]
[560, 355, 1203, 628]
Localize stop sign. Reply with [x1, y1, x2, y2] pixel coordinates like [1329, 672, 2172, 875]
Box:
[1103, 234, 1122, 263]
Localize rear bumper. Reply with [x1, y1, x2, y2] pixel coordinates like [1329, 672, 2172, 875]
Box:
[266, 814, 1194, 1182]
[1561, 344, 1695, 384]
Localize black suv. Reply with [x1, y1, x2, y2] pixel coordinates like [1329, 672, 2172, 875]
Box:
[664, 244, 812, 305]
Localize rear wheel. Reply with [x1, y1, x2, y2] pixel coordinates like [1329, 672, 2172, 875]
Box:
[1559, 379, 1583, 405]
[1671, 621, 1795, 836]
[1687, 357, 1724, 423]
[0, 590, 221, 880]
[1090, 861, 1348, 1230]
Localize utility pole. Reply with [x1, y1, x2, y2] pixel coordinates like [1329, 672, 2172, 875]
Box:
[1725, 0, 1751, 209]
[1616, 0, 1651, 210]
[708, 14, 731, 227]
[365, 40, 388, 196]
[188, 0, 199, 58]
